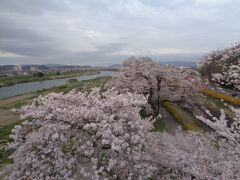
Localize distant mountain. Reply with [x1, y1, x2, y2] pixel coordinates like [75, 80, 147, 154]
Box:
[44, 64, 92, 69]
[44, 64, 64, 67]
[107, 61, 197, 69]
[108, 64, 121, 69]
[22, 65, 49, 71]
[159, 61, 197, 67]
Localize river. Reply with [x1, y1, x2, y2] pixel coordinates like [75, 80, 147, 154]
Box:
[0, 71, 113, 99]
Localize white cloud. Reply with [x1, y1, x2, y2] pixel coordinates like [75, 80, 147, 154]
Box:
[0, 50, 24, 57]
[84, 30, 104, 38]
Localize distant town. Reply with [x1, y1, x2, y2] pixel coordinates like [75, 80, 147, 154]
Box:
[0, 61, 198, 77]
[0, 64, 119, 77]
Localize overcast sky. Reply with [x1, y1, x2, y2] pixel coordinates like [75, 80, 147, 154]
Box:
[0, 0, 239, 66]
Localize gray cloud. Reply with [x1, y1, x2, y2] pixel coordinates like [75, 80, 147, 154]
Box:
[0, 0, 240, 65]
[0, 19, 46, 41]
[0, 0, 67, 15]
[96, 43, 129, 52]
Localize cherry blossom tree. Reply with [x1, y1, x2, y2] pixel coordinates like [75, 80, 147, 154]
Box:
[160, 66, 204, 115]
[107, 57, 204, 116]
[151, 131, 240, 179]
[6, 88, 157, 180]
[198, 43, 240, 90]
[106, 57, 163, 115]
[196, 105, 240, 143]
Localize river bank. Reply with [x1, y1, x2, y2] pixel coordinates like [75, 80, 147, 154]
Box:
[0, 76, 112, 124]
[0, 71, 113, 99]
[0, 69, 101, 87]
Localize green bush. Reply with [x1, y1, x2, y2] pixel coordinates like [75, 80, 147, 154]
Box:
[67, 78, 78, 83]
[33, 72, 44, 77]
[200, 88, 240, 106]
[153, 118, 166, 132]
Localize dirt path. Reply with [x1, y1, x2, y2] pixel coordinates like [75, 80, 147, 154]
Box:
[0, 93, 35, 109]
[0, 93, 35, 126]
[0, 109, 19, 127]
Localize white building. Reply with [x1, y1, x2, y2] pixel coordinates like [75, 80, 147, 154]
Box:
[13, 65, 22, 72]
[30, 66, 38, 72]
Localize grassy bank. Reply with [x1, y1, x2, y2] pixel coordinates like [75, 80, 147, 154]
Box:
[0, 121, 20, 168]
[0, 94, 36, 168]
[0, 116, 33, 168]
[200, 88, 240, 106]
[163, 101, 210, 132]
[37, 76, 112, 95]
[0, 69, 100, 87]
[205, 97, 236, 119]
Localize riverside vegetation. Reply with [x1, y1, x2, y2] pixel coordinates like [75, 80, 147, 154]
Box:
[0, 69, 100, 87]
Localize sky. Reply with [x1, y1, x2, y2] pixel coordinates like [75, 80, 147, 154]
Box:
[0, 0, 240, 66]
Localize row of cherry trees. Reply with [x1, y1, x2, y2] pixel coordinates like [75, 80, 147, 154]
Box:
[198, 43, 240, 91]
[5, 57, 240, 179]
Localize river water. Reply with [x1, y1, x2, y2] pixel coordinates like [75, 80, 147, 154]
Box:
[0, 71, 113, 99]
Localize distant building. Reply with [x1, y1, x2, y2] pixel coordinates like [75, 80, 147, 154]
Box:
[0, 65, 13, 76]
[13, 65, 22, 72]
[165, 64, 173, 68]
[30, 66, 38, 72]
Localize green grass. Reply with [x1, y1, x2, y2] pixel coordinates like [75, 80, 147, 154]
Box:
[139, 109, 151, 119]
[153, 118, 167, 132]
[0, 121, 21, 167]
[0, 69, 100, 87]
[37, 76, 112, 95]
[205, 97, 235, 119]
[0, 116, 33, 167]
[139, 109, 167, 132]
[0, 122, 19, 141]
